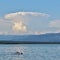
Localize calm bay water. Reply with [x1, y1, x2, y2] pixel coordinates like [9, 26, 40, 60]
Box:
[0, 44, 60, 60]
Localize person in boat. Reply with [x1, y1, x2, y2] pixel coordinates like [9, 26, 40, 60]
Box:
[16, 51, 23, 55]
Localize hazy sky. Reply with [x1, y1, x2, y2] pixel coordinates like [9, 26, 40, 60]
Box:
[0, 0, 60, 35]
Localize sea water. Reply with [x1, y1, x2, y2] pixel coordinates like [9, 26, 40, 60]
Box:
[0, 44, 60, 60]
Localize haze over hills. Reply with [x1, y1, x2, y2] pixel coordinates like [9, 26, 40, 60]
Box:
[0, 33, 60, 43]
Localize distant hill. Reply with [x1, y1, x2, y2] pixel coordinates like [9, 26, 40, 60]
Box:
[0, 33, 60, 43]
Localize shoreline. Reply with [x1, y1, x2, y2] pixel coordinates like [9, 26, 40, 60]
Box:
[0, 41, 60, 44]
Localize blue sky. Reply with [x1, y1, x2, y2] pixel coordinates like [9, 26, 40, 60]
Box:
[0, 0, 60, 35]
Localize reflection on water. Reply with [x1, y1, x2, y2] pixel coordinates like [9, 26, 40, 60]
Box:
[0, 45, 25, 60]
[0, 44, 60, 60]
[0, 45, 26, 60]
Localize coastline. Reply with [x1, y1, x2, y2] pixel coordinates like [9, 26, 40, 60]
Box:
[0, 41, 60, 44]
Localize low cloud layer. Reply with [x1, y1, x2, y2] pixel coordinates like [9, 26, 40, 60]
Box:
[49, 20, 60, 28]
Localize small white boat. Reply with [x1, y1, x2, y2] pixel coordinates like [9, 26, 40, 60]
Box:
[15, 48, 24, 55]
[15, 51, 23, 55]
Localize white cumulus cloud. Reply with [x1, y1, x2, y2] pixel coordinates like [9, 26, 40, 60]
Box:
[12, 22, 27, 32]
[0, 12, 51, 34]
[4, 12, 50, 33]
